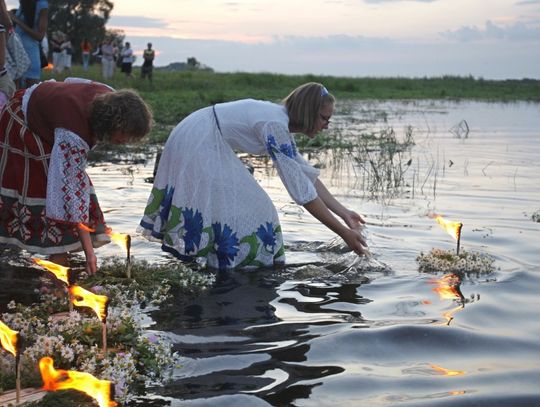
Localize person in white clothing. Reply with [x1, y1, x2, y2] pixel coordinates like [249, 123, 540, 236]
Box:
[60, 34, 72, 74]
[120, 41, 133, 77]
[139, 82, 368, 270]
[100, 37, 115, 80]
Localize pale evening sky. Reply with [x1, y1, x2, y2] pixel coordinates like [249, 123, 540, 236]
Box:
[9, 0, 540, 78]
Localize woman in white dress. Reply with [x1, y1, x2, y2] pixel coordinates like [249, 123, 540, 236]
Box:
[139, 82, 368, 270]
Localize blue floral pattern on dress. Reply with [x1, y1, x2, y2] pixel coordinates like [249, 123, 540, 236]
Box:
[266, 134, 297, 160]
[159, 186, 175, 225]
[212, 222, 240, 269]
[182, 208, 203, 254]
[256, 222, 276, 253]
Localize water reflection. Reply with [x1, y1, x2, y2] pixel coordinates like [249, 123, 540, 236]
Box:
[2, 101, 540, 405]
[0, 247, 43, 308]
[428, 273, 480, 326]
[144, 267, 380, 405]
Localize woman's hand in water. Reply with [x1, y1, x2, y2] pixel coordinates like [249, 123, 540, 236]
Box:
[341, 209, 365, 230]
[342, 228, 368, 256]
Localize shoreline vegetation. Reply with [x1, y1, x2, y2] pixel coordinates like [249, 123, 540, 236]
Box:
[44, 66, 539, 143]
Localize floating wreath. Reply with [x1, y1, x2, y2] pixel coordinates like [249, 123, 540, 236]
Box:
[417, 248, 496, 274]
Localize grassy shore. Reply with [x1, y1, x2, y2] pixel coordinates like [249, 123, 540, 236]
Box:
[43, 65, 540, 141]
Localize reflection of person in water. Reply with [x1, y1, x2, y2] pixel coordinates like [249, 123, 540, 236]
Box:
[153, 269, 364, 404]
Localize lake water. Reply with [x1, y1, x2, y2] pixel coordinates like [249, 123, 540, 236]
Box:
[4, 100, 540, 406]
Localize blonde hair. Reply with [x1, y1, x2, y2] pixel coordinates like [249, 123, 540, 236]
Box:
[90, 89, 153, 142]
[282, 82, 335, 135]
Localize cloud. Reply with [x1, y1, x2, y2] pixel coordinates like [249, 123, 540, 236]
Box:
[516, 0, 540, 5]
[363, 0, 437, 3]
[441, 20, 540, 42]
[108, 15, 169, 29]
[123, 33, 540, 79]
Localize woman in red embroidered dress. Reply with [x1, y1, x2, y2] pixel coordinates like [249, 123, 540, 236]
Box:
[0, 78, 152, 274]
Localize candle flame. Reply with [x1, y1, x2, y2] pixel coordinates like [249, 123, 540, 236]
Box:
[105, 228, 131, 253]
[79, 224, 131, 256]
[0, 320, 19, 356]
[431, 214, 462, 241]
[69, 285, 109, 323]
[39, 357, 117, 407]
[32, 258, 71, 285]
[430, 363, 465, 376]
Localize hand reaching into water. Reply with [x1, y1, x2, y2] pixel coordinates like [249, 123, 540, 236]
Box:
[341, 209, 366, 230]
[342, 228, 369, 256]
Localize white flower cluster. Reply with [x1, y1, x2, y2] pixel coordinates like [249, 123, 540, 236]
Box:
[417, 248, 496, 274]
[0, 285, 180, 404]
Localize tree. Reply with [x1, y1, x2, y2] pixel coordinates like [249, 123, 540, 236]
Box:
[186, 57, 200, 70]
[47, 0, 114, 63]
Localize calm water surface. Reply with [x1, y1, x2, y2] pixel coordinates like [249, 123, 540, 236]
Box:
[6, 101, 540, 406]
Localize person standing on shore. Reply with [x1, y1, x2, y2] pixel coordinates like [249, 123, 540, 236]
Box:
[100, 37, 115, 80]
[10, 0, 48, 88]
[120, 41, 133, 78]
[0, 0, 15, 109]
[80, 37, 91, 71]
[140, 42, 154, 82]
[139, 82, 367, 270]
[60, 33, 72, 74]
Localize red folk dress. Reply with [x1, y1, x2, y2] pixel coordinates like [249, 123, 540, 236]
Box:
[0, 80, 111, 255]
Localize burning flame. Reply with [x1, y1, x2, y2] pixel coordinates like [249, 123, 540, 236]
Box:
[39, 357, 117, 407]
[33, 258, 71, 285]
[430, 363, 466, 376]
[106, 229, 131, 253]
[79, 224, 131, 254]
[431, 214, 462, 241]
[69, 285, 109, 323]
[0, 320, 19, 356]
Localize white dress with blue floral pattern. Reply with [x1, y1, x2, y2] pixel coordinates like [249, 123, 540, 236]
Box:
[139, 99, 320, 270]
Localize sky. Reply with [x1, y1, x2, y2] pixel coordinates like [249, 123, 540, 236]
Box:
[9, 0, 540, 79]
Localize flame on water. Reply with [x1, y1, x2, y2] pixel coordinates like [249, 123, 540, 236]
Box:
[430, 364, 466, 377]
[33, 258, 70, 285]
[69, 285, 109, 322]
[0, 320, 19, 356]
[431, 214, 462, 241]
[39, 357, 117, 407]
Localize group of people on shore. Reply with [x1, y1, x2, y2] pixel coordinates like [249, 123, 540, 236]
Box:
[92, 39, 155, 81]
[0, 0, 156, 101]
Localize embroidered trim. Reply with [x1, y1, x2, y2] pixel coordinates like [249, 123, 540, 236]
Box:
[46, 128, 91, 224]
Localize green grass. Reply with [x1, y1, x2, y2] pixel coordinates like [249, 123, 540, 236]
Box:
[44, 65, 540, 143]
